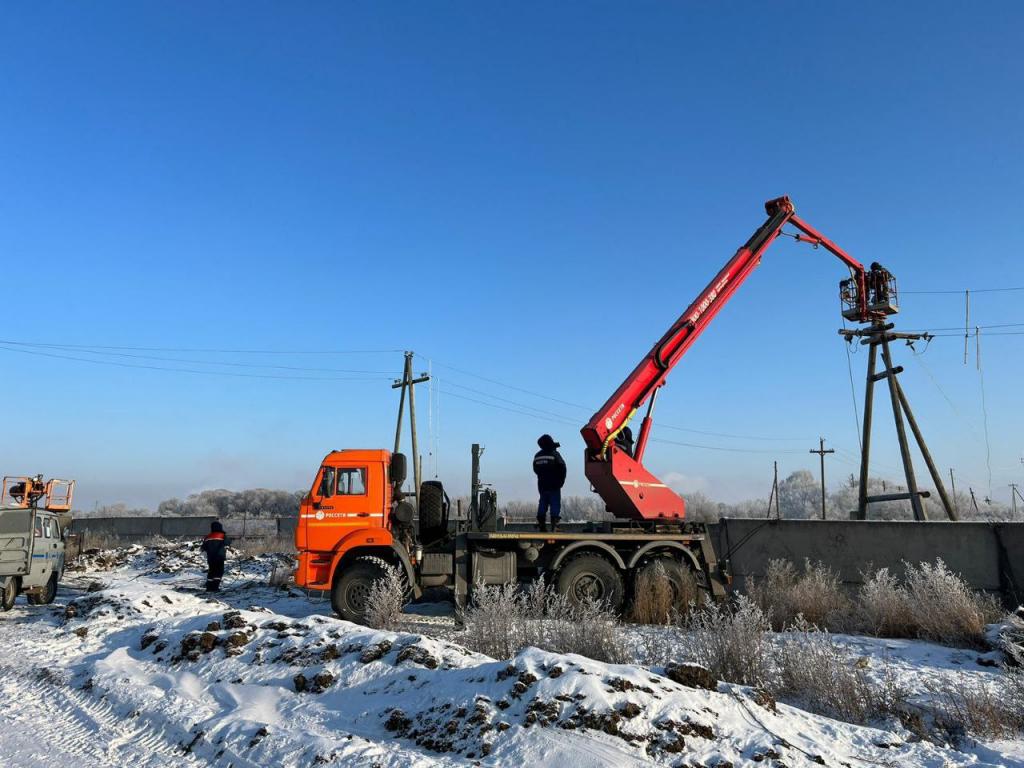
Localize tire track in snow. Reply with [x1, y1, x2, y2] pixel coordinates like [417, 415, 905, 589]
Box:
[0, 661, 204, 767]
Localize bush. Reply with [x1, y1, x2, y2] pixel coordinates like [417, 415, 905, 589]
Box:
[680, 596, 774, 689]
[364, 563, 406, 631]
[924, 673, 1024, 741]
[856, 567, 914, 637]
[630, 560, 676, 625]
[776, 618, 907, 724]
[903, 559, 1002, 648]
[747, 559, 850, 632]
[458, 578, 627, 663]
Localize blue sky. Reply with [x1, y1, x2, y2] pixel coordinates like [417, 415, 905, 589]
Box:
[2, 2, 1022, 511]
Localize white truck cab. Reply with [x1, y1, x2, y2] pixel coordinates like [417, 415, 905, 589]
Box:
[0, 475, 74, 611]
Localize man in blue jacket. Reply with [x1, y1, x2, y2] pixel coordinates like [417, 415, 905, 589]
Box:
[201, 521, 229, 592]
[533, 434, 567, 532]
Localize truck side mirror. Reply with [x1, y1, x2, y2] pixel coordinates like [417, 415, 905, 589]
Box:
[390, 453, 407, 487]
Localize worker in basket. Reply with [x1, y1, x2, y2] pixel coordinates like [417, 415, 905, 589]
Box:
[201, 521, 229, 592]
[869, 261, 893, 306]
[533, 434, 567, 532]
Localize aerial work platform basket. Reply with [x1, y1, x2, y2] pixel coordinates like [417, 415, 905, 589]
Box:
[1, 476, 75, 511]
[841, 272, 898, 322]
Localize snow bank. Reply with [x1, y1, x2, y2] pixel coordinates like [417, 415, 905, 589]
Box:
[51, 570, 1010, 768]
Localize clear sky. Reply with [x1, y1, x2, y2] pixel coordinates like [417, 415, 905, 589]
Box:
[2, 2, 1022, 512]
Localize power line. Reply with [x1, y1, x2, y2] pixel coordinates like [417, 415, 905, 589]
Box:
[841, 321, 862, 451]
[655, 436, 806, 454]
[436, 388, 579, 427]
[441, 379, 583, 423]
[902, 286, 1024, 295]
[422, 355, 592, 412]
[0, 344, 392, 382]
[899, 322, 1024, 333]
[0, 342, 397, 375]
[421, 353, 811, 442]
[0, 339, 403, 355]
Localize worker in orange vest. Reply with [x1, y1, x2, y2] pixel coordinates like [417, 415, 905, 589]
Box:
[201, 521, 228, 592]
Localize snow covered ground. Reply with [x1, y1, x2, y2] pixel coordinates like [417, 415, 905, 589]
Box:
[0, 543, 1021, 767]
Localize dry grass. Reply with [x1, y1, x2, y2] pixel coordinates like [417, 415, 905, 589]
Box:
[746, 557, 1002, 648]
[230, 535, 296, 555]
[856, 567, 915, 637]
[680, 596, 774, 689]
[630, 560, 676, 625]
[747, 559, 850, 632]
[776, 618, 908, 724]
[364, 563, 407, 631]
[923, 673, 1024, 741]
[458, 578, 627, 663]
[902, 559, 1003, 648]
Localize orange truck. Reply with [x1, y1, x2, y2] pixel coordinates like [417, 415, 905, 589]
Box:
[294, 446, 726, 623]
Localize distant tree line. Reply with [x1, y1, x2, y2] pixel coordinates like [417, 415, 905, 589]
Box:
[501, 471, 1022, 523]
[81, 472, 1020, 523]
[85, 489, 304, 519]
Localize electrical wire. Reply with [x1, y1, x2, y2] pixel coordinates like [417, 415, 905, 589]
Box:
[436, 388, 580, 428]
[421, 355, 592, 411]
[0, 339, 403, 355]
[898, 322, 1024, 333]
[0, 344, 392, 382]
[420, 353, 811, 442]
[441, 379, 586, 423]
[841, 320, 862, 452]
[907, 353, 983, 444]
[902, 286, 1024, 294]
[0, 342, 397, 375]
[649, 436, 807, 455]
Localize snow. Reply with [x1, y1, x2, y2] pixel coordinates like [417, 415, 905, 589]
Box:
[0, 543, 1021, 767]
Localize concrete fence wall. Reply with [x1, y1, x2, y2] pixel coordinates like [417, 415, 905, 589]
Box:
[68, 515, 1023, 605]
[709, 518, 1024, 606]
[70, 516, 298, 540]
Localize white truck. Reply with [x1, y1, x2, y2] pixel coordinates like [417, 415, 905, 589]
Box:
[0, 476, 74, 611]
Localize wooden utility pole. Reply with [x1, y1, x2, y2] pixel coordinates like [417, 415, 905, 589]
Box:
[767, 461, 780, 519]
[1011, 483, 1021, 518]
[840, 323, 956, 521]
[949, 468, 959, 518]
[809, 438, 834, 520]
[392, 351, 430, 501]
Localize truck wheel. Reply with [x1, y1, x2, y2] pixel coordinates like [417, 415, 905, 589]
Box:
[28, 575, 58, 606]
[331, 558, 396, 624]
[419, 481, 445, 531]
[1, 578, 16, 611]
[557, 554, 624, 612]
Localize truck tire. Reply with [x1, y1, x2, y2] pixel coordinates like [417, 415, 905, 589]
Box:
[634, 557, 706, 614]
[27, 574, 57, 606]
[331, 557, 405, 624]
[556, 554, 624, 612]
[419, 481, 445, 531]
[1, 578, 16, 611]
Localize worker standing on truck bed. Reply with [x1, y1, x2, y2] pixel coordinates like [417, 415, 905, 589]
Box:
[201, 521, 228, 592]
[533, 434, 567, 532]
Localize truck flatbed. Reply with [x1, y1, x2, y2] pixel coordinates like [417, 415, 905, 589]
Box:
[467, 529, 707, 543]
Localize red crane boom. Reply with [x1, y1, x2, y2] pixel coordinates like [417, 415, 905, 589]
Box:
[581, 196, 883, 521]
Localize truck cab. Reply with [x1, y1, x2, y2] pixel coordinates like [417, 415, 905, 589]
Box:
[1, 476, 74, 611]
[293, 450, 420, 616]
